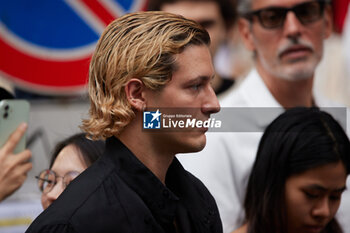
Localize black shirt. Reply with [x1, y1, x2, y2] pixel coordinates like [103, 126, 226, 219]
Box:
[26, 137, 222, 233]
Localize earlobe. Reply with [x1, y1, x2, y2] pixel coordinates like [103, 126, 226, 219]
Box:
[238, 18, 256, 51]
[125, 78, 146, 111]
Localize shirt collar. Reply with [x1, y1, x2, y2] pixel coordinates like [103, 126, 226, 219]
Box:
[243, 69, 332, 107]
[104, 136, 187, 226]
[238, 69, 335, 129]
[241, 69, 281, 108]
[236, 69, 283, 129]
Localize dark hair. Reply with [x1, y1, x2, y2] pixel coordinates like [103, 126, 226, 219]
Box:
[147, 0, 237, 28]
[244, 107, 350, 233]
[49, 133, 105, 168]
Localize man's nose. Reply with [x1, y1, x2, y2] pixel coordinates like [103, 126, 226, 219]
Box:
[201, 86, 220, 115]
[283, 11, 303, 39]
[312, 198, 331, 219]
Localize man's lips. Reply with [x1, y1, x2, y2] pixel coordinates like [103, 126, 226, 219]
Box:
[195, 117, 210, 132]
[279, 45, 312, 59]
[304, 224, 325, 233]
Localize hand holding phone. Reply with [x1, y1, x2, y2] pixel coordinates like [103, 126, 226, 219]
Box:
[0, 123, 32, 201]
[0, 100, 30, 153]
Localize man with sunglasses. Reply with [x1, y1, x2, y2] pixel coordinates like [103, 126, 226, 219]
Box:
[178, 0, 350, 232]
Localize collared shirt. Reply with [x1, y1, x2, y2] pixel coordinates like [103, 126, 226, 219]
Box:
[26, 137, 222, 233]
[178, 69, 348, 233]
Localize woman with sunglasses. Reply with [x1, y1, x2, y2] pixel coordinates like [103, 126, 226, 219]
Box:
[233, 108, 350, 233]
[36, 133, 105, 209]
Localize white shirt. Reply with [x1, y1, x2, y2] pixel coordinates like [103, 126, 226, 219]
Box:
[178, 69, 350, 233]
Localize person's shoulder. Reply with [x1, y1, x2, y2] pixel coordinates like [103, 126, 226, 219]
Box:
[26, 218, 76, 233]
[25, 195, 80, 233]
[27, 158, 115, 232]
[183, 170, 218, 203]
[182, 170, 223, 232]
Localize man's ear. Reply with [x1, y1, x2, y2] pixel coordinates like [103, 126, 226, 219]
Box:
[125, 78, 145, 111]
[238, 18, 256, 51]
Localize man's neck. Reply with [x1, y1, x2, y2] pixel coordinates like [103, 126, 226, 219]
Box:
[118, 116, 174, 184]
[256, 66, 314, 108]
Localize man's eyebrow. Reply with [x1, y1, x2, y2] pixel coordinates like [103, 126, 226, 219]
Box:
[335, 186, 347, 193]
[304, 184, 347, 193]
[186, 74, 215, 83]
[198, 19, 216, 27]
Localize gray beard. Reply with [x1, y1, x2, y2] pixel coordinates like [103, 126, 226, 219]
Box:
[276, 69, 314, 81]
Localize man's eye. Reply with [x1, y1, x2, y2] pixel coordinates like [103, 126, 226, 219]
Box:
[329, 195, 341, 201]
[304, 192, 319, 199]
[191, 84, 202, 91]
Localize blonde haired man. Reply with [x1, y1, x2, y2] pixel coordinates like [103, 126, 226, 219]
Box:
[26, 11, 221, 233]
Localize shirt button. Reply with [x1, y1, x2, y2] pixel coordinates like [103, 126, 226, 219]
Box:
[208, 210, 215, 216]
[204, 216, 211, 225]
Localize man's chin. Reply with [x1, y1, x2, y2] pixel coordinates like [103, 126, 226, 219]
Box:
[179, 137, 207, 154]
[278, 65, 315, 81]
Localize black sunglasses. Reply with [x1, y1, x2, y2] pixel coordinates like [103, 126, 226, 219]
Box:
[243, 0, 328, 29]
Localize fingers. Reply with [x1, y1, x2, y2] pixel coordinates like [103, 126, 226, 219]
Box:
[15, 161, 33, 177]
[0, 151, 32, 202]
[1, 150, 32, 178]
[0, 164, 30, 202]
[1, 123, 28, 155]
[13, 149, 32, 164]
[0, 122, 31, 202]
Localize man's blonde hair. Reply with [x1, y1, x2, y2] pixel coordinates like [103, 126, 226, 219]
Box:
[81, 11, 210, 139]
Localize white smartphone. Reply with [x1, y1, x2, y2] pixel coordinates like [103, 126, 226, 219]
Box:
[0, 100, 30, 154]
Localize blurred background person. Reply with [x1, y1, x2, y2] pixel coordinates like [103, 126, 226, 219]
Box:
[147, 0, 253, 95]
[36, 133, 104, 209]
[234, 108, 350, 233]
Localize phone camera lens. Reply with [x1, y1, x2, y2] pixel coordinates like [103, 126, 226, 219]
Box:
[3, 112, 8, 119]
[4, 105, 9, 111]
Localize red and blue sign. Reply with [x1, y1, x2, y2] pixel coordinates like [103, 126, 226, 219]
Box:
[0, 0, 148, 95]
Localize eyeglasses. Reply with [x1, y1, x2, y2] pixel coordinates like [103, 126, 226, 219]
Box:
[243, 1, 327, 29]
[35, 169, 80, 194]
